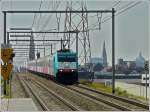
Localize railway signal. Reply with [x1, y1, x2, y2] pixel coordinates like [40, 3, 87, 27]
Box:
[1, 47, 15, 95]
[1, 48, 13, 63]
[144, 61, 149, 100]
[144, 61, 149, 73]
[1, 48, 14, 80]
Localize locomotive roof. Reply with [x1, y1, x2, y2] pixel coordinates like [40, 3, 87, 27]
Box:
[28, 49, 76, 63]
[57, 49, 70, 52]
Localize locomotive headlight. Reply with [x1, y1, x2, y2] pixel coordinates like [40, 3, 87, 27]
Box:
[72, 70, 74, 72]
[60, 69, 63, 72]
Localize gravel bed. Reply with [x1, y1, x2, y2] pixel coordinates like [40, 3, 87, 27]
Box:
[11, 73, 27, 98]
[27, 73, 119, 111]
[28, 80, 73, 111]
[71, 85, 147, 111]
[20, 76, 45, 111]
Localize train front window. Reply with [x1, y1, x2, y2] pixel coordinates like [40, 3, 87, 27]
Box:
[58, 55, 76, 62]
[58, 55, 77, 69]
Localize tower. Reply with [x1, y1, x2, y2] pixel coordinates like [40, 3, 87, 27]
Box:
[63, 1, 92, 68]
[29, 32, 35, 60]
[135, 51, 145, 68]
[102, 41, 108, 67]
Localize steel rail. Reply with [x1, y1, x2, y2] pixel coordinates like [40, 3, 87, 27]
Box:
[77, 84, 149, 110]
[65, 86, 131, 111]
[22, 78, 50, 111]
[32, 79, 82, 111]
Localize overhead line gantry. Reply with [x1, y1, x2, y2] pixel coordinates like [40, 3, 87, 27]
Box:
[3, 8, 116, 94]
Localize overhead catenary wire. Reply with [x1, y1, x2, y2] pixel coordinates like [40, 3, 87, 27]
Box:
[41, 1, 61, 53]
[37, 1, 61, 50]
[56, 13, 61, 31]
[88, 1, 121, 18]
[97, 12, 102, 31]
[36, 0, 44, 30]
[89, 1, 133, 28]
[35, 1, 54, 45]
[111, 1, 121, 9]
[31, 0, 43, 28]
[88, 0, 121, 29]
[38, 0, 52, 26]
[32, 0, 56, 48]
[89, 1, 142, 31]
[117, 1, 135, 11]
[40, 1, 61, 30]
[7, 0, 143, 57]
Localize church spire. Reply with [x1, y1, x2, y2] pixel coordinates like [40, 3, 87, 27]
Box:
[139, 51, 142, 57]
[102, 40, 108, 67]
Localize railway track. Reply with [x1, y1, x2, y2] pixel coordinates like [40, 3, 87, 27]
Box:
[17, 74, 49, 111]
[26, 73, 149, 111]
[77, 84, 149, 110]
[66, 85, 131, 111]
[41, 80, 148, 111]
[18, 74, 81, 111]
[67, 84, 149, 111]
[28, 73, 119, 111]
[16, 74, 29, 97]
[30, 79, 82, 111]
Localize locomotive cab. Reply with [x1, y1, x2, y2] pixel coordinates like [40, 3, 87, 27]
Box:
[54, 49, 78, 84]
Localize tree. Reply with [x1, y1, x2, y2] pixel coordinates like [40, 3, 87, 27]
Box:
[93, 63, 104, 72]
[136, 67, 144, 73]
[123, 69, 131, 75]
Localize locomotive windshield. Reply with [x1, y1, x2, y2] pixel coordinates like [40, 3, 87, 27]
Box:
[58, 54, 77, 69]
[58, 55, 76, 62]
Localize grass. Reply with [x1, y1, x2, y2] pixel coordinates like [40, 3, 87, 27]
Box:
[79, 79, 112, 93]
[115, 87, 147, 100]
[79, 80, 148, 101]
[1, 79, 11, 98]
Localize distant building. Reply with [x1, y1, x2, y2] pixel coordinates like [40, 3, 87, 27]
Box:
[88, 58, 103, 72]
[125, 61, 136, 70]
[87, 41, 108, 72]
[135, 52, 145, 68]
[118, 58, 125, 65]
[116, 58, 129, 74]
[116, 52, 148, 74]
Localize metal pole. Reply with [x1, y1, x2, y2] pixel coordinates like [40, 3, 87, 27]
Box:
[68, 9, 72, 49]
[3, 12, 7, 95]
[51, 44, 52, 55]
[4, 12, 6, 44]
[76, 32, 79, 81]
[8, 31, 78, 33]
[4, 80, 7, 95]
[10, 73, 12, 98]
[61, 38, 63, 50]
[9, 39, 69, 41]
[7, 33, 10, 85]
[146, 73, 147, 100]
[112, 8, 115, 94]
[44, 47, 45, 56]
[7, 32, 9, 44]
[3, 10, 114, 13]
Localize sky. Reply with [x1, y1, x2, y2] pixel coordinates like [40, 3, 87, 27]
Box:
[0, 0, 149, 66]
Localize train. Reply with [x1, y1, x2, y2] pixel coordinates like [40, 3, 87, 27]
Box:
[27, 49, 78, 84]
